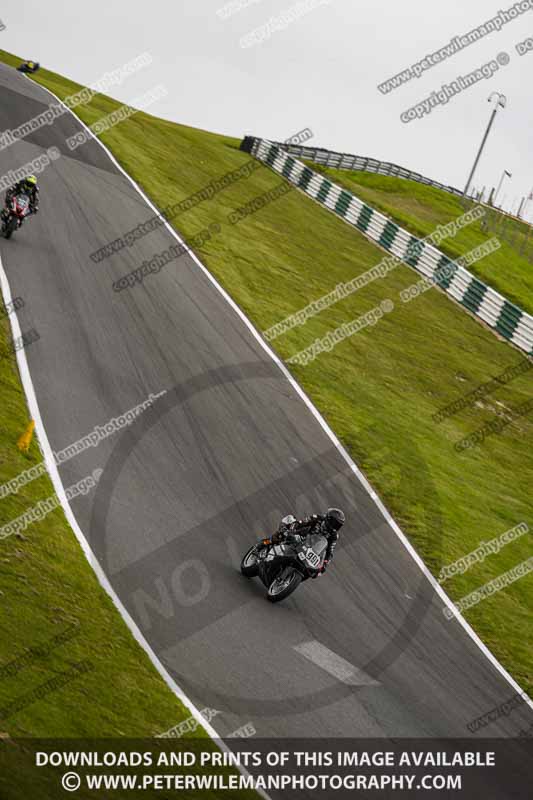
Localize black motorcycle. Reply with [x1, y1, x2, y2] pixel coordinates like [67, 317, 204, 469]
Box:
[240, 531, 328, 602]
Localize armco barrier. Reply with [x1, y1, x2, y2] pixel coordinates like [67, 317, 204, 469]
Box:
[241, 136, 473, 199]
[240, 137, 533, 357]
[242, 137, 533, 228]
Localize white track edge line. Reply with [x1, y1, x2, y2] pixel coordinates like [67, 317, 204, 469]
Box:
[0, 256, 271, 799]
[3, 71, 272, 800]
[18, 70, 533, 721]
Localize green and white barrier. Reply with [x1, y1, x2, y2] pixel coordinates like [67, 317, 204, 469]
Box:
[241, 137, 533, 357]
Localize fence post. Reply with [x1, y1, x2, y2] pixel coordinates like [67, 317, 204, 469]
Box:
[240, 136, 255, 153]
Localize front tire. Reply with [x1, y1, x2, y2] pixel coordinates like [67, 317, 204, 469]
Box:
[267, 570, 302, 603]
[240, 545, 259, 578]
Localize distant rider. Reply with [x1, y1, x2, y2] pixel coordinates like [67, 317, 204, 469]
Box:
[3, 174, 39, 227]
[270, 507, 345, 573]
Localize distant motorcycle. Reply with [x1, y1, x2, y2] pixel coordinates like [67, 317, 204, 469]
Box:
[1, 194, 32, 239]
[241, 531, 328, 602]
[17, 61, 40, 74]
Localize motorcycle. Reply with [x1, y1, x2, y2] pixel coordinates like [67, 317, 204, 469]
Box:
[241, 530, 328, 602]
[1, 194, 32, 239]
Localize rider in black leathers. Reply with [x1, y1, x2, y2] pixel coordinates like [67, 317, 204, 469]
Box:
[271, 508, 345, 573]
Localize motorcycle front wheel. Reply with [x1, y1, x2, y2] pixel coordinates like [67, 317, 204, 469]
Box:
[240, 545, 259, 578]
[267, 569, 302, 603]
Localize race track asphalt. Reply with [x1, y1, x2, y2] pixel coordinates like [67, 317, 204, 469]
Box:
[0, 62, 530, 769]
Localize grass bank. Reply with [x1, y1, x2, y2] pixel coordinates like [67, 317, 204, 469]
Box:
[0, 49, 531, 712]
[313, 163, 533, 316]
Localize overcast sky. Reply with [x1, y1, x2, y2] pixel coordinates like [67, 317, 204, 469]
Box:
[4, 1, 533, 219]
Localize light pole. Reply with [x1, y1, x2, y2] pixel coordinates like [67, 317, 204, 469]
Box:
[493, 169, 512, 206]
[463, 92, 507, 198]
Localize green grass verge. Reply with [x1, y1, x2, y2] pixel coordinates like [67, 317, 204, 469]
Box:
[311, 163, 533, 316]
[0, 48, 531, 723]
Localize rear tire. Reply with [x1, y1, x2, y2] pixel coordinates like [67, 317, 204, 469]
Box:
[267, 570, 302, 603]
[240, 545, 259, 578]
[3, 217, 16, 239]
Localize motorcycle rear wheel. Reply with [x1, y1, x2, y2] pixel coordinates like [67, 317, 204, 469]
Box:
[267, 570, 302, 603]
[3, 217, 17, 239]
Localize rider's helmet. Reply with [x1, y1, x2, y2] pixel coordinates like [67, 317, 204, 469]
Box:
[280, 514, 297, 529]
[24, 175, 37, 190]
[324, 507, 345, 533]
